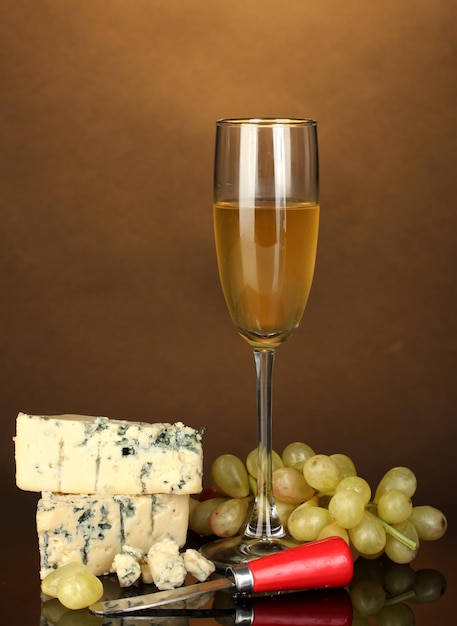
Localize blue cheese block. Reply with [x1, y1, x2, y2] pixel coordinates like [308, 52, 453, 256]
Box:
[15, 412, 203, 495]
[37, 492, 189, 578]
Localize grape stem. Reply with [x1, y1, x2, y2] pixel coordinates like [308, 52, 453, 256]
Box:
[365, 509, 418, 551]
[383, 589, 417, 606]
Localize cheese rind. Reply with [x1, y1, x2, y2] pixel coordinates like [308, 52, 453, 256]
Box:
[15, 412, 203, 495]
[36, 492, 189, 579]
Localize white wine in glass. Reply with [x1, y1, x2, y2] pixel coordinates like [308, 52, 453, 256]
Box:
[202, 118, 319, 567]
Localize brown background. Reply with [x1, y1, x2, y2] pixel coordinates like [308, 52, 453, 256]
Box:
[1, 0, 456, 542]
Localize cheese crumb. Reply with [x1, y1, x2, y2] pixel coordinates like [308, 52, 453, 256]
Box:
[112, 553, 141, 587]
[147, 538, 186, 590]
[183, 549, 216, 582]
[110, 539, 217, 589]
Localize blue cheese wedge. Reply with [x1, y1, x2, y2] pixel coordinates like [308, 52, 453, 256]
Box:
[15, 412, 203, 495]
[37, 492, 189, 579]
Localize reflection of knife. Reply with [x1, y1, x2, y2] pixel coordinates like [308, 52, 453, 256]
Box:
[90, 537, 353, 616]
[97, 588, 353, 625]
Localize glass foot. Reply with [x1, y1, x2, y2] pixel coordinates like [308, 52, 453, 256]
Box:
[199, 534, 301, 570]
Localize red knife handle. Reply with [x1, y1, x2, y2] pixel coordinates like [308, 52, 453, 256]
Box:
[230, 537, 353, 594]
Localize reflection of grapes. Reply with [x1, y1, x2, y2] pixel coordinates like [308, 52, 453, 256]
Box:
[350, 579, 386, 617]
[41, 601, 102, 626]
[349, 554, 446, 624]
[377, 603, 415, 626]
[190, 444, 447, 565]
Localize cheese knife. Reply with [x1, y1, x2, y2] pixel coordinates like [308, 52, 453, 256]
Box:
[89, 537, 353, 616]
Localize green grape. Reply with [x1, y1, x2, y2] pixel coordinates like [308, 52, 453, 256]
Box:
[330, 453, 357, 479]
[351, 613, 371, 626]
[246, 448, 283, 478]
[328, 490, 365, 529]
[334, 476, 371, 504]
[359, 549, 385, 560]
[377, 489, 413, 524]
[189, 498, 227, 536]
[374, 467, 417, 503]
[303, 454, 341, 494]
[408, 505, 447, 540]
[57, 570, 103, 610]
[287, 504, 332, 541]
[385, 520, 419, 564]
[282, 442, 315, 471]
[272, 467, 314, 504]
[211, 454, 250, 498]
[349, 512, 386, 555]
[377, 603, 415, 626]
[209, 498, 249, 537]
[304, 495, 320, 507]
[349, 580, 386, 617]
[409, 568, 447, 604]
[275, 500, 296, 527]
[42, 562, 89, 598]
[383, 562, 417, 596]
[317, 521, 349, 544]
[189, 497, 199, 517]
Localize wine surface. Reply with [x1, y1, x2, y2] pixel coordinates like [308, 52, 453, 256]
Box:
[214, 201, 319, 348]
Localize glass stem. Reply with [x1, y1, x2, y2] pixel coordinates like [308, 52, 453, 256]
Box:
[244, 348, 285, 540]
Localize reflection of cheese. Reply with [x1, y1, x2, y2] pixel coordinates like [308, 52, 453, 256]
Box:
[15, 413, 203, 495]
[37, 492, 189, 579]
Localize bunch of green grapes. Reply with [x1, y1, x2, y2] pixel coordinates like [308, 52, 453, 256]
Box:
[189, 443, 447, 564]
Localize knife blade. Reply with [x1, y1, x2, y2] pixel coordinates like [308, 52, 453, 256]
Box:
[89, 536, 353, 616]
[90, 577, 234, 615]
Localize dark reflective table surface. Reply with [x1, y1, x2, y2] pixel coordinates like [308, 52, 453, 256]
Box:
[2, 495, 455, 626]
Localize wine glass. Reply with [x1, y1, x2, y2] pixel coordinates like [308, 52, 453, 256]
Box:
[201, 118, 319, 567]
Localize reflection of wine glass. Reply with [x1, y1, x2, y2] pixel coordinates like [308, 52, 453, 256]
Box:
[202, 118, 319, 566]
